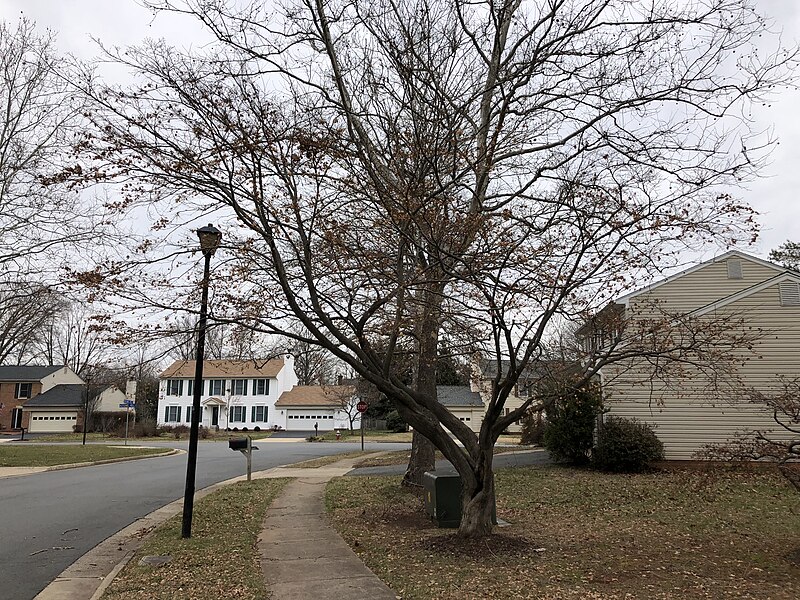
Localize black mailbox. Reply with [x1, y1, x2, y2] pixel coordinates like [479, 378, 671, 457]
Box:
[229, 438, 248, 451]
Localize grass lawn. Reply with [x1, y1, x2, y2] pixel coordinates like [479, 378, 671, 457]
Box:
[103, 478, 288, 600]
[320, 429, 414, 443]
[0, 445, 168, 467]
[353, 446, 528, 469]
[292, 450, 379, 468]
[326, 466, 800, 599]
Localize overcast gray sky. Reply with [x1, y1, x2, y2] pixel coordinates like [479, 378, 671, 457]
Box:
[3, 0, 798, 259]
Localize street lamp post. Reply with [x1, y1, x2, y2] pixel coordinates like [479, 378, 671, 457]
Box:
[181, 223, 222, 539]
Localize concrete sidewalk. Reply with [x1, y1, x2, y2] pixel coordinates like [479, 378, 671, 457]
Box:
[33, 453, 398, 600]
[259, 458, 398, 599]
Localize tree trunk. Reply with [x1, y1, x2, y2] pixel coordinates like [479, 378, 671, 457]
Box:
[403, 429, 435, 486]
[457, 447, 496, 538]
[402, 283, 441, 486]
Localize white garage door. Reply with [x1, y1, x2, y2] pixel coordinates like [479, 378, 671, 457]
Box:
[29, 412, 78, 433]
[286, 409, 336, 431]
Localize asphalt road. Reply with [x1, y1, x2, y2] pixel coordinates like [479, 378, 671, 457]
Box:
[0, 440, 408, 600]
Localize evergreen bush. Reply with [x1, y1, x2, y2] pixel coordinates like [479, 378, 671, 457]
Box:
[593, 416, 664, 472]
[542, 385, 603, 464]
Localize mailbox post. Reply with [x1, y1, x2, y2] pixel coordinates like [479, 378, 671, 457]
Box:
[229, 436, 258, 480]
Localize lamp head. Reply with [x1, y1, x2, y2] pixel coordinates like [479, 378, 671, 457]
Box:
[197, 224, 222, 256]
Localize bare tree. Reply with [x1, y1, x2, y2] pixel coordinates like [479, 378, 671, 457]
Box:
[75, 0, 795, 537]
[284, 324, 341, 385]
[31, 303, 110, 376]
[0, 18, 102, 278]
[323, 384, 359, 431]
[0, 287, 62, 364]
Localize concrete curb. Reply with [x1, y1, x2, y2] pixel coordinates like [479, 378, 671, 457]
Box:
[32, 452, 388, 600]
[0, 448, 183, 479]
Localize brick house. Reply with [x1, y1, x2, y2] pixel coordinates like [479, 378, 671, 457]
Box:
[0, 366, 85, 432]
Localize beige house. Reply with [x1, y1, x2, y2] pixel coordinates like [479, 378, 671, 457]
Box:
[275, 385, 360, 431]
[590, 250, 800, 459]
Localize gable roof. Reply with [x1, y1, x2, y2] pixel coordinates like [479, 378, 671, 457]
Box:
[275, 385, 354, 407]
[437, 386, 484, 407]
[159, 358, 285, 379]
[476, 358, 582, 382]
[615, 250, 787, 305]
[0, 365, 63, 382]
[690, 272, 800, 317]
[23, 384, 85, 408]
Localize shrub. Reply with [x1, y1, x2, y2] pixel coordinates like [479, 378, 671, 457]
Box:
[198, 426, 210, 440]
[542, 384, 603, 465]
[520, 410, 547, 445]
[593, 416, 664, 472]
[160, 424, 190, 439]
[132, 419, 158, 437]
[385, 410, 408, 433]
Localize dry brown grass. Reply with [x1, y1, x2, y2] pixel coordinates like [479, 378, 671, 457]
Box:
[326, 465, 800, 599]
[103, 478, 289, 600]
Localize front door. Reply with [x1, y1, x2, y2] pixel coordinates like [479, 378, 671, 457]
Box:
[211, 406, 219, 427]
[11, 408, 22, 429]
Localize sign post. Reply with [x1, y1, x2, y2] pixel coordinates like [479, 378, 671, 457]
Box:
[119, 399, 136, 445]
[356, 401, 368, 451]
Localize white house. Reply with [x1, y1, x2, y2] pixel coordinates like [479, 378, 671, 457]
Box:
[158, 356, 298, 431]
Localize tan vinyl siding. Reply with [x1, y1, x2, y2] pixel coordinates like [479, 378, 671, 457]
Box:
[628, 256, 780, 316]
[604, 280, 799, 460]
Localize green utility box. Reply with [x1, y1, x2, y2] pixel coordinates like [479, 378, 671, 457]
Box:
[423, 471, 498, 528]
[423, 471, 462, 528]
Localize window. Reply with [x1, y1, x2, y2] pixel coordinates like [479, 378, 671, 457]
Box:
[166, 380, 183, 396]
[517, 380, 530, 397]
[229, 406, 246, 423]
[252, 406, 268, 422]
[164, 406, 181, 422]
[186, 406, 193, 423]
[209, 379, 225, 396]
[187, 379, 194, 396]
[253, 379, 269, 395]
[15, 382, 33, 399]
[232, 379, 248, 396]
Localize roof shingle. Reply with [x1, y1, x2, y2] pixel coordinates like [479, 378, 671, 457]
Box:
[275, 385, 354, 407]
[0, 365, 64, 381]
[23, 384, 85, 408]
[159, 358, 285, 379]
